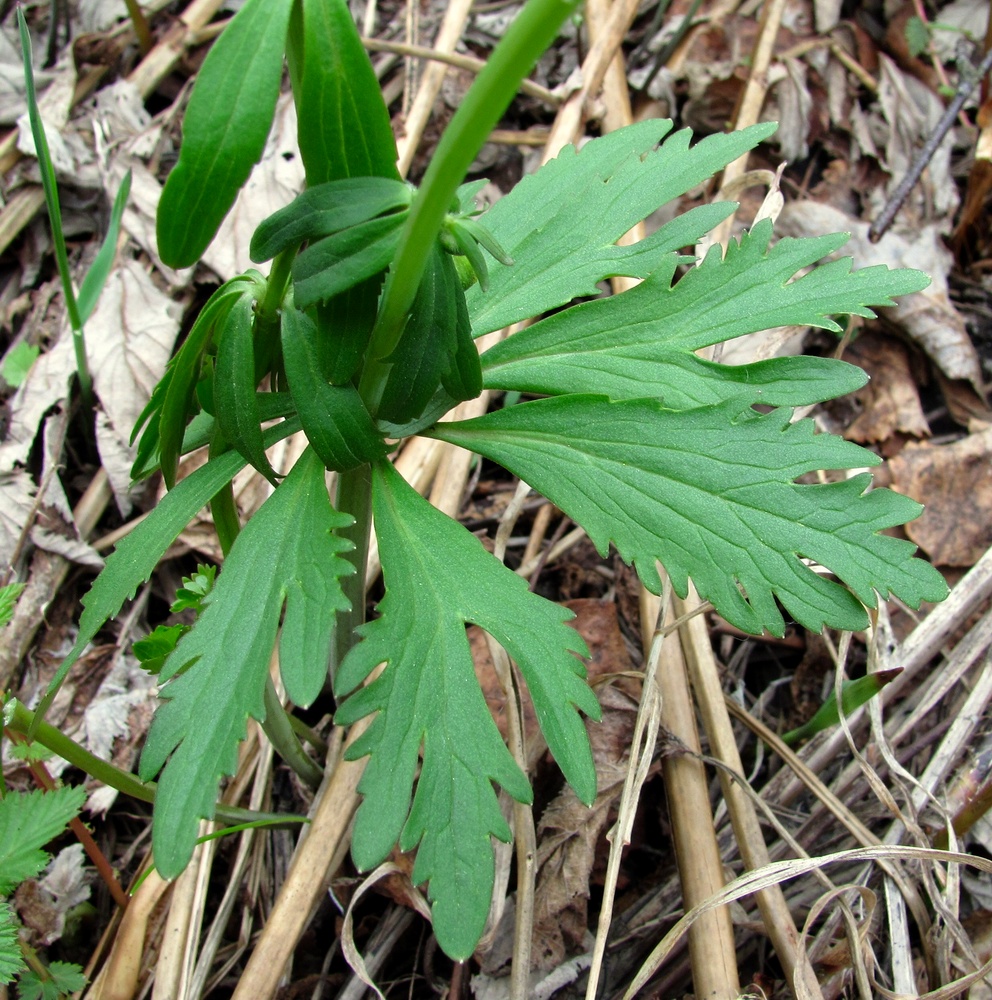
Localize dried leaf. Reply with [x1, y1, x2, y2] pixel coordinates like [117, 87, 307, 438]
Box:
[888, 427, 992, 567]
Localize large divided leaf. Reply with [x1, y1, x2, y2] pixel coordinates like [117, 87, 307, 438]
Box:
[140, 449, 353, 877]
[39, 420, 300, 725]
[334, 460, 599, 959]
[157, 0, 295, 267]
[482, 221, 930, 408]
[465, 120, 776, 336]
[0, 786, 86, 894]
[431, 397, 948, 636]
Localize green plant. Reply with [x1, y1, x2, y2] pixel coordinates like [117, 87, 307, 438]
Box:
[30, 0, 947, 960]
[17, 8, 130, 407]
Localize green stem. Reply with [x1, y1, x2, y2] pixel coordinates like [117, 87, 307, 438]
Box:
[331, 463, 374, 679]
[3, 697, 304, 827]
[361, 0, 581, 413]
[17, 9, 91, 406]
[5, 697, 156, 803]
[262, 676, 323, 790]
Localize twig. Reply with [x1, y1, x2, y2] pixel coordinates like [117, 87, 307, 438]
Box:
[869, 46, 992, 242]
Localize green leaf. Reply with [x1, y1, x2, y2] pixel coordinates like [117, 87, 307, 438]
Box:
[335, 460, 599, 959]
[139, 449, 353, 877]
[214, 284, 280, 483]
[156, 0, 295, 267]
[133, 624, 188, 675]
[377, 244, 481, 423]
[2, 343, 39, 387]
[294, 0, 401, 184]
[292, 213, 407, 310]
[0, 582, 25, 628]
[481, 221, 928, 408]
[77, 170, 131, 324]
[0, 786, 86, 895]
[280, 304, 387, 470]
[16, 962, 86, 1000]
[905, 15, 930, 57]
[250, 178, 412, 263]
[465, 120, 777, 336]
[782, 667, 903, 745]
[171, 564, 216, 614]
[0, 902, 24, 985]
[38, 419, 300, 723]
[431, 396, 949, 636]
[132, 279, 249, 487]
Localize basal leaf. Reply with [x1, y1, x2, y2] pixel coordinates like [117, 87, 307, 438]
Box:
[335, 460, 599, 959]
[41, 420, 300, 717]
[156, 0, 295, 267]
[77, 169, 131, 324]
[465, 120, 777, 336]
[0, 786, 86, 895]
[431, 396, 948, 636]
[214, 282, 280, 483]
[482, 221, 929, 407]
[281, 304, 386, 469]
[140, 449, 353, 877]
[295, 0, 400, 185]
[0, 902, 23, 985]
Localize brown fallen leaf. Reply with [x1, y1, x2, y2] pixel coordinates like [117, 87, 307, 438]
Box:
[888, 427, 992, 566]
[843, 329, 930, 444]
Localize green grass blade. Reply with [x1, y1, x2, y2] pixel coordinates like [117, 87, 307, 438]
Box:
[77, 170, 132, 324]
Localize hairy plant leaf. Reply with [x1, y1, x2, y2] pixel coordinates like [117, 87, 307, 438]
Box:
[140, 449, 353, 877]
[0, 902, 23, 985]
[250, 178, 411, 262]
[295, 0, 401, 184]
[482, 221, 929, 407]
[335, 460, 599, 959]
[292, 213, 406, 310]
[281, 304, 386, 469]
[40, 420, 300, 717]
[431, 396, 948, 636]
[0, 786, 86, 894]
[157, 0, 295, 267]
[377, 244, 481, 423]
[214, 283, 279, 483]
[465, 120, 777, 335]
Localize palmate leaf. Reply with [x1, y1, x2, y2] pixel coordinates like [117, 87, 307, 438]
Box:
[465, 119, 777, 336]
[0, 786, 86, 895]
[481, 221, 930, 408]
[431, 396, 949, 636]
[139, 449, 353, 877]
[334, 460, 599, 959]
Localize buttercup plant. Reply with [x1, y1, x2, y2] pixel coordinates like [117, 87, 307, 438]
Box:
[31, 0, 947, 960]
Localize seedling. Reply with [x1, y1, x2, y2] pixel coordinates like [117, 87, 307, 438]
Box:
[32, 0, 947, 960]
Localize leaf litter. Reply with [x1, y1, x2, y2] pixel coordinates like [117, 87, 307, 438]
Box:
[2, 0, 992, 997]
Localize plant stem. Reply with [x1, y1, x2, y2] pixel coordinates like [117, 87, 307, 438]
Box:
[361, 0, 581, 413]
[331, 463, 373, 679]
[4, 697, 157, 804]
[262, 676, 323, 789]
[17, 8, 92, 406]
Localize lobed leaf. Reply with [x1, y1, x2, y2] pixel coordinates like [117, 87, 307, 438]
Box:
[431, 396, 949, 636]
[157, 0, 295, 267]
[140, 449, 353, 877]
[465, 120, 777, 336]
[0, 786, 86, 895]
[0, 902, 22, 985]
[482, 221, 928, 407]
[41, 420, 300, 718]
[335, 460, 599, 959]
